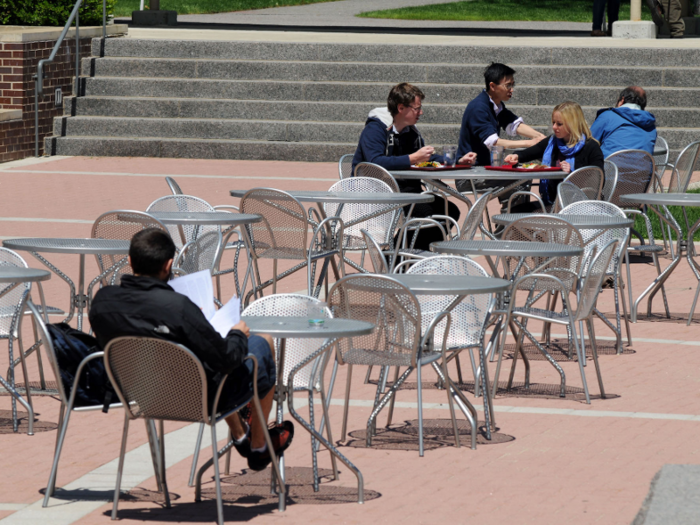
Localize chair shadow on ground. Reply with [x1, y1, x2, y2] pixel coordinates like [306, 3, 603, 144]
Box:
[340, 418, 515, 452]
[103, 467, 380, 521]
[0, 409, 57, 434]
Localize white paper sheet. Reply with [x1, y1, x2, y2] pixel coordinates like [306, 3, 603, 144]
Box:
[209, 295, 241, 337]
[168, 269, 216, 321]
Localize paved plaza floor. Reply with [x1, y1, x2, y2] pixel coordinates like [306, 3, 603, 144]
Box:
[1, 155, 700, 524]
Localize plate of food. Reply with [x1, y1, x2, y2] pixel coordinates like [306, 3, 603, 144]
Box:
[410, 161, 471, 171]
[485, 163, 561, 172]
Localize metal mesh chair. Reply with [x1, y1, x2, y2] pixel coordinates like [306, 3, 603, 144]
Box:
[239, 188, 342, 304]
[601, 160, 619, 202]
[338, 154, 354, 180]
[606, 149, 655, 207]
[165, 176, 184, 195]
[556, 181, 589, 210]
[560, 201, 633, 352]
[353, 162, 401, 192]
[325, 177, 398, 272]
[360, 229, 389, 274]
[147, 195, 219, 249]
[328, 274, 473, 455]
[91, 210, 168, 287]
[104, 336, 285, 523]
[652, 137, 670, 192]
[173, 230, 224, 277]
[25, 303, 126, 506]
[565, 166, 604, 201]
[404, 256, 493, 390]
[0, 249, 34, 434]
[503, 240, 618, 404]
[665, 140, 700, 195]
[459, 190, 492, 241]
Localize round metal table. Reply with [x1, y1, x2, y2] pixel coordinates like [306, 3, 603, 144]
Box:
[492, 214, 634, 229]
[143, 211, 262, 226]
[230, 190, 434, 206]
[621, 193, 700, 324]
[3, 238, 131, 330]
[0, 266, 51, 435]
[241, 315, 374, 508]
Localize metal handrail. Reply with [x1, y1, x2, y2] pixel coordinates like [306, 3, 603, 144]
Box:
[34, 0, 108, 156]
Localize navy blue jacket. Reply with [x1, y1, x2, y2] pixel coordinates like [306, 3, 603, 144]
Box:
[457, 90, 519, 166]
[590, 106, 657, 158]
[352, 114, 442, 192]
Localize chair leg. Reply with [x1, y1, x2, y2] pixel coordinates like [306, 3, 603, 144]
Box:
[341, 364, 353, 442]
[188, 423, 205, 487]
[145, 419, 164, 493]
[16, 335, 33, 412]
[652, 251, 671, 318]
[315, 355, 338, 454]
[224, 430, 232, 476]
[308, 391, 321, 492]
[30, 315, 47, 390]
[158, 420, 171, 508]
[363, 365, 373, 384]
[111, 412, 130, 520]
[210, 423, 225, 525]
[570, 321, 590, 404]
[416, 365, 425, 457]
[385, 367, 400, 428]
[43, 404, 69, 506]
[318, 388, 339, 480]
[587, 319, 606, 399]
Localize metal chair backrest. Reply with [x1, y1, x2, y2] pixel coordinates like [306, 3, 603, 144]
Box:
[557, 181, 589, 210]
[353, 162, 400, 192]
[91, 210, 168, 286]
[458, 190, 491, 240]
[560, 200, 628, 274]
[147, 195, 218, 249]
[104, 336, 210, 423]
[405, 256, 491, 348]
[25, 302, 69, 404]
[601, 160, 619, 202]
[243, 294, 330, 390]
[328, 274, 422, 368]
[0, 248, 30, 338]
[564, 166, 604, 200]
[173, 230, 223, 275]
[239, 188, 310, 260]
[338, 154, 354, 180]
[165, 176, 183, 195]
[326, 177, 397, 248]
[667, 140, 700, 194]
[361, 229, 389, 273]
[606, 149, 655, 207]
[502, 215, 584, 284]
[652, 136, 670, 188]
[575, 240, 618, 322]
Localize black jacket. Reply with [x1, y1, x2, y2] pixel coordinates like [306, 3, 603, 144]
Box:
[89, 275, 248, 391]
[517, 136, 605, 171]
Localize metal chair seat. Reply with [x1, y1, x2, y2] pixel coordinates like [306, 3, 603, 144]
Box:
[256, 246, 338, 261]
[342, 347, 442, 368]
[628, 244, 664, 253]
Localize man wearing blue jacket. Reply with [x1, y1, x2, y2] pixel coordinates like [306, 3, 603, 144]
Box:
[351, 82, 476, 250]
[590, 86, 657, 159]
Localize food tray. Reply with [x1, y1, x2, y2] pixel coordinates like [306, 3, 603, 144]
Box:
[485, 165, 561, 172]
[410, 165, 472, 172]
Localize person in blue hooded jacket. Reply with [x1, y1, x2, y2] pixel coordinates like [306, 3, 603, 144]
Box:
[590, 86, 657, 159]
[351, 82, 476, 250]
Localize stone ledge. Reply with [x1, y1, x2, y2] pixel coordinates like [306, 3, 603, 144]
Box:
[0, 109, 22, 122]
[0, 25, 127, 43]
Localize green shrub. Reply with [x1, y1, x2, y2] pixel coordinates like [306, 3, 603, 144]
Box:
[1, 0, 115, 26]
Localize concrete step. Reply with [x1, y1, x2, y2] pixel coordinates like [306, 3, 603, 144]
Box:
[93, 38, 700, 69]
[69, 96, 700, 129]
[47, 135, 356, 161]
[81, 77, 700, 109]
[85, 57, 700, 88]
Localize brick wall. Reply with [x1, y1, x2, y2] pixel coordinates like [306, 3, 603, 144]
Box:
[0, 37, 92, 163]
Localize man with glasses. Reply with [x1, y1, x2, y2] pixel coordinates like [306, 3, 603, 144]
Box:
[456, 63, 544, 206]
[351, 82, 476, 250]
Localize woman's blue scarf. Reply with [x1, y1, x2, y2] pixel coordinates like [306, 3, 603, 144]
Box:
[539, 135, 587, 206]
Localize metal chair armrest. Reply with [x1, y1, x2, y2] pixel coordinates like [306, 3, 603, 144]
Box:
[507, 191, 546, 213]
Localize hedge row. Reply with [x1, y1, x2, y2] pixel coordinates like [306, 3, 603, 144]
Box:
[1, 0, 115, 26]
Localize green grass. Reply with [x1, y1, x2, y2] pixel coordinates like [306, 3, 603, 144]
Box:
[359, 0, 652, 23]
[633, 189, 700, 242]
[115, 0, 337, 17]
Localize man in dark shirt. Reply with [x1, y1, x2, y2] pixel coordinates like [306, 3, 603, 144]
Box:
[89, 228, 293, 471]
[456, 63, 545, 206]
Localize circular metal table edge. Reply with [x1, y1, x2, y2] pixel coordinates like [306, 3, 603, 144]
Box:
[241, 316, 375, 338]
[491, 214, 634, 228]
[229, 190, 434, 204]
[620, 193, 700, 207]
[389, 274, 511, 295]
[0, 267, 52, 283]
[3, 238, 131, 255]
[431, 240, 583, 257]
[148, 212, 262, 225]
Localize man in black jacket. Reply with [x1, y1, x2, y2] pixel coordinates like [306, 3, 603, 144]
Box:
[89, 228, 293, 471]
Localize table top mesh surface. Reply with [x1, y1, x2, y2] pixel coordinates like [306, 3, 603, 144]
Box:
[3, 238, 131, 254]
[431, 240, 583, 257]
[241, 316, 375, 338]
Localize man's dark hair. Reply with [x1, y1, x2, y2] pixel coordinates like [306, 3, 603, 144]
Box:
[618, 86, 647, 110]
[129, 228, 176, 277]
[387, 83, 425, 117]
[484, 63, 516, 91]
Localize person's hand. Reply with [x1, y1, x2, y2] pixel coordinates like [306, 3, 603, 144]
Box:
[504, 154, 519, 165]
[409, 146, 435, 165]
[560, 161, 572, 173]
[457, 152, 477, 166]
[232, 320, 250, 337]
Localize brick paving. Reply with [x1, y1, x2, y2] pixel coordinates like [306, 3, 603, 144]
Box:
[1, 156, 699, 524]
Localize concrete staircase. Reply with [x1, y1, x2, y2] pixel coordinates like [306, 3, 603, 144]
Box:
[47, 38, 700, 161]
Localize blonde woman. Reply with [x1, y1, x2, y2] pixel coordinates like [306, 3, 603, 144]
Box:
[504, 101, 604, 208]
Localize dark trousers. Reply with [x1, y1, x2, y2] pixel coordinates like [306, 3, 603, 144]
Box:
[592, 0, 620, 30]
